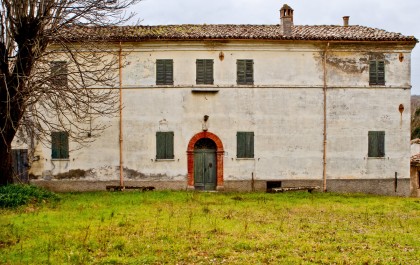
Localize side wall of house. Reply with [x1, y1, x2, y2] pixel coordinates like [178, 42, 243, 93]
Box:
[26, 41, 413, 195]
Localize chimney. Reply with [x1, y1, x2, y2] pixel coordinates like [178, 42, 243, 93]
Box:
[343, 16, 350, 27]
[280, 4, 294, 36]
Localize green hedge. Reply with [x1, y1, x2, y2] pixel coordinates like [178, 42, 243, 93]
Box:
[0, 184, 59, 208]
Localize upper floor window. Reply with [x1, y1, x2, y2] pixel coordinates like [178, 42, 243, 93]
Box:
[156, 59, 174, 85]
[50, 61, 68, 86]
[237, 59, 254, 85]
[368, 131, 385, 157]
[369, 60, 385, 85]
[51, 131, 69, 159]
[196, 59, 214, 85]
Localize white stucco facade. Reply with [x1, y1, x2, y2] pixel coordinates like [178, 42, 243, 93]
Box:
[18, 39, 416, 196]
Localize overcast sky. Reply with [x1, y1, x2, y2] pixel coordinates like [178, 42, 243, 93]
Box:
[131, 0, 420, 94]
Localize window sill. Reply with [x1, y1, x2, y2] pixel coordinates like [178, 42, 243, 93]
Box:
[155, 159, 175, 162]
[51, 158, 70, 161]
[236, 158, 255, 160]
[191, 88, 219, 93]
[366, 157, 388, 159]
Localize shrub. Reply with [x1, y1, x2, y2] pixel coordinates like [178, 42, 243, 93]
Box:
[0, 184, 59, 208]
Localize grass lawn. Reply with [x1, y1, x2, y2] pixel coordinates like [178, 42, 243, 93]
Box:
[0, 191, 419, 264]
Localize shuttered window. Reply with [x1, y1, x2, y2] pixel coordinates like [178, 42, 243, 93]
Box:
[51, 131, 69, 159]
[369, 60, 385, 85]
[196, 59, 214, 84]
[237, 59, 254, 85]
[368, 131, 385, 157]
[237, 132, 254, 158]
[51, 61, 68, 86]
[156, 131, 174, 159]
[156, 59, 174, 85]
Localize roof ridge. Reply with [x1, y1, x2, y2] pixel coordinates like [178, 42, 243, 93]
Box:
[59, 24, 418, 43]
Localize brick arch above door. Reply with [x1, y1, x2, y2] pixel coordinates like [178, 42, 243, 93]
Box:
[187, 131, 224, 190]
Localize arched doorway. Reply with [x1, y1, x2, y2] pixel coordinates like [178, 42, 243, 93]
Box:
[187, 132, 224, 191]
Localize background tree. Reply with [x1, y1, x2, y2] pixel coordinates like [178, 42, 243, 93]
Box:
[0, 0, 140, 185]
[411, 95, 420, 139]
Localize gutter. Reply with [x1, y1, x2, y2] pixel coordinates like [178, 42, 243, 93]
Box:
[322, 42, 329, 192]
[119, 42, 124, 190]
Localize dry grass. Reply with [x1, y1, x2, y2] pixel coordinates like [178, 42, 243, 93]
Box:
[0, 191, 419, 264]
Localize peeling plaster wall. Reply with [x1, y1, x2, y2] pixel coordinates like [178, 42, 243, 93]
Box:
[24, 41, 413, 194]
[327, 88, 410, 180]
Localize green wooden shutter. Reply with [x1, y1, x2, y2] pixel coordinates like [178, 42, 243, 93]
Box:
[237, 60, 246, 85]
[368, 131, 385, 157]
[246, 132, 254, 158]
[156, 60, 173, 85]
[166, 132, 174, 159]
[197, 59, 214, 84]
[156, 132, 166, 159]
[245, 60, 254, 85]
[156, 132, 174, 159]
[51, 132, 60, 159]
[377, 131, 385, 157]
[237, 60, 253, 85]
[369, 61, 377, 85]
[377, 61, 385, 85]
[368, 131, 377, 157]
[51, 131, 69, 159]
[369, 60, 385, 85]
[156, 60, 165, 85]
[196, 59, 205, 84]
[165, 60, 174, 85]
[237, 132, 254, 158]
[60, 132, 69, 158]
[237, 132, 246, 158]
[205, 59, 214, 84]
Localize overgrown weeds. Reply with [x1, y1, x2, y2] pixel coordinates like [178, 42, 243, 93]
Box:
[0, 184, 59, 208]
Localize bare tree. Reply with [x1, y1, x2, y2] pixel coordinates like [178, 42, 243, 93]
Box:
[0, 0, 141, 185]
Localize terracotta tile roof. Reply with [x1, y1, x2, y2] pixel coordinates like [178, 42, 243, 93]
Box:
[59, 24, 417, 42]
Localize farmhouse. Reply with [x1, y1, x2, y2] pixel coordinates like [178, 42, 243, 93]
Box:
[13, 4, 418, 196]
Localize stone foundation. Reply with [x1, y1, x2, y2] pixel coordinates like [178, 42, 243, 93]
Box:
[31, 178, 413, 196]
[31, 180, 188, 192]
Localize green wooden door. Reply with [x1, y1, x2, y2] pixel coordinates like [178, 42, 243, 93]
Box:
[194, 149, 217, 190]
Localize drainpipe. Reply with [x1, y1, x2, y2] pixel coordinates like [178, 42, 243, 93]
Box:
[322, 43, 330, 192]
[119, 42, 124, 189]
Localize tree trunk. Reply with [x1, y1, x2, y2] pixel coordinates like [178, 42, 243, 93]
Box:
[0, 139, 14, 185]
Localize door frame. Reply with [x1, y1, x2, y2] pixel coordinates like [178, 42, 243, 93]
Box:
[187, 131, 224, 191]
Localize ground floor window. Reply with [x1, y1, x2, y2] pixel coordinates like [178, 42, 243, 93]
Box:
[156, 131, 174, 159]
[51, 131, 69, 159]
[237, 131, 254, 158]
[368, 131, 385, 157]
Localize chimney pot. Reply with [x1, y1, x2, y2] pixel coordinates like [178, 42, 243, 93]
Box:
[343, 16, 350, 27]
[280, 4, 294, 36]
